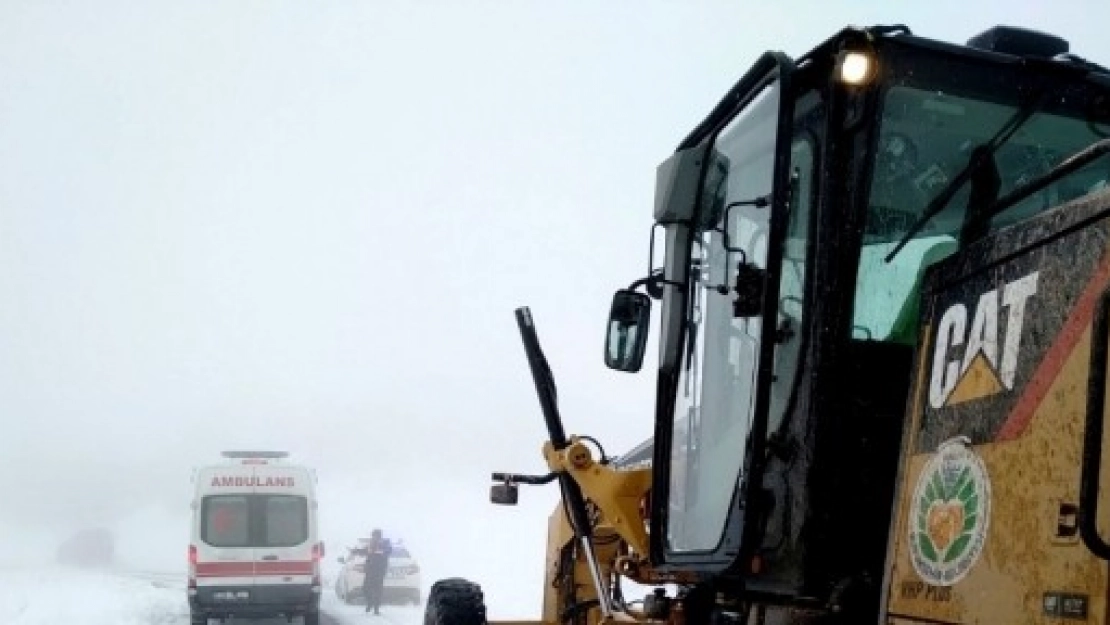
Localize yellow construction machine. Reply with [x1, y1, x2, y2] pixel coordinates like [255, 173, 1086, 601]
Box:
[425, 24, 1110, 625]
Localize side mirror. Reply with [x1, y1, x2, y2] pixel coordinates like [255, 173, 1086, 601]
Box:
[604, 289, 652, 372]
[338, 556, 346, 564]
[490, 482, 519, 506]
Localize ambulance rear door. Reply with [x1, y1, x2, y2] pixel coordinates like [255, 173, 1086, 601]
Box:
[252, 464, 316, 588]
[194, 464, 258, 595]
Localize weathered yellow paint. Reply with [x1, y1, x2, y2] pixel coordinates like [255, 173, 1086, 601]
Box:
[541, 503, 574, 624]
[880, 323, 934, 619]
[543, 439, 653, 558]
[887, 322, 1110, 623]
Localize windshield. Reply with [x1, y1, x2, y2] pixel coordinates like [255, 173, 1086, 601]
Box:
[667, 79, 780, 552]
[855, 83, 1110, 342]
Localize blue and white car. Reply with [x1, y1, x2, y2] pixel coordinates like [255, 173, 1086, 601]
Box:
[335, 539, 422, 606]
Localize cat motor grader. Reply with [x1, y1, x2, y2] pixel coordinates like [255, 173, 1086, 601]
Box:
[424, 23, 1110, 625]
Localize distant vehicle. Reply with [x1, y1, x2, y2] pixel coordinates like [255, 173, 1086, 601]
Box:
[335, 538, 422, 606]
[55, 527, 115, 568]
[187, 451, 324, 625]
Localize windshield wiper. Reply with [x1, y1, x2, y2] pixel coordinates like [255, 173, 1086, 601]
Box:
[884, 90, 1049, 263]
[974, 137, 1110, 222]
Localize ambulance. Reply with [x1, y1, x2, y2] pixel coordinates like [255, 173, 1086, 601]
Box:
[188, 451, 323, 625]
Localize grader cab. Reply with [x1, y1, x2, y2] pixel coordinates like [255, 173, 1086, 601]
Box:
[425, 24, 1110, 625]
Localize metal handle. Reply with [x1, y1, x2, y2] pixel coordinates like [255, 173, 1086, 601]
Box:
[491, 472, 557, 485]
[1081, 286, 1110, 560]
[261, 555, 278, 561]
[512, 307, 591, 537]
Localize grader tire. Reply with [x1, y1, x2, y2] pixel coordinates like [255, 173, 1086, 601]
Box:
[424, 578, 487, 625]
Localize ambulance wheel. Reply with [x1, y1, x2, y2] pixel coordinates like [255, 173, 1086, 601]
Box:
[304, 611, 320, 625]
[189, 610, 207, 625]
[424, 578, 486, 625]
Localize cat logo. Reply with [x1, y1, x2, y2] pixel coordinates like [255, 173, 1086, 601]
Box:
[928, 272, 1039, 409]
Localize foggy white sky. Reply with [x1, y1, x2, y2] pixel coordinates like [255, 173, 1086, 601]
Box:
[2, 0, 1110, 615]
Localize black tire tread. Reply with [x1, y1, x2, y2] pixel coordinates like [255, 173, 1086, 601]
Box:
[424, 578, 487, 625]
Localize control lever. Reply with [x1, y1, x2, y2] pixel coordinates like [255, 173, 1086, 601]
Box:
[514, 307, 613, 619]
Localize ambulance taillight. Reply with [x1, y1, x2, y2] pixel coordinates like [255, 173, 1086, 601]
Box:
[310, 542, 324, 592]
[187, 545, 198, 595]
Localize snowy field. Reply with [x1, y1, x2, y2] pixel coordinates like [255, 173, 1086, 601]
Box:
[0, 564, 670, 625]
[0, 566, 428, 625]
[0, 567, 189, 625]
[0, 472, 564, 625]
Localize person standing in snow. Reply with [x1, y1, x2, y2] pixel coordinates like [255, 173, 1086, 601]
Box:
[362, 529, 392, 615]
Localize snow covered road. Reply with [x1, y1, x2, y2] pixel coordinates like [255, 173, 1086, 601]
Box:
[321, 597, 424, 625]
[0, 567, 424, 625]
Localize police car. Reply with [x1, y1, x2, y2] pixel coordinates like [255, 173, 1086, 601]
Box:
[335, 538, 422, 606]
[188, 451, 324, 625]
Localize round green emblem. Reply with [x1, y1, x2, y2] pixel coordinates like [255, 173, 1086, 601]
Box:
[909, 436, 991, 586]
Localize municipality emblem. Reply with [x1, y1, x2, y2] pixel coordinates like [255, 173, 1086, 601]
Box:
[909, 436, 991, 586]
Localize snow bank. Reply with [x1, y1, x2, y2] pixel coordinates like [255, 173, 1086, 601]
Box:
[0, 566, 186, 625]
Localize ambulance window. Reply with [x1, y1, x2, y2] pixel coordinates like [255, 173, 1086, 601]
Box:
[263, 495, 308, 547]
[202, 496, 250, 547]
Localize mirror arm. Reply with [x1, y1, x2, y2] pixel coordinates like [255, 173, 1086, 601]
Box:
[720, 195, 770, 252]
[646, 220, 694, 300]
[628, 270, 683, 301]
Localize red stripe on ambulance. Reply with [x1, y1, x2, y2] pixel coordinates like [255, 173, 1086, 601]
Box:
[196, 561, 314, 577]
[196, 562, 254, 577]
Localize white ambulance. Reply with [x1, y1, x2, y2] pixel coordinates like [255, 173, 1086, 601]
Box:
[188, 451, 323, 625]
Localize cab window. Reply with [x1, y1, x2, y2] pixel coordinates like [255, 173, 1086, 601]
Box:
[855, 83, 1110, 343]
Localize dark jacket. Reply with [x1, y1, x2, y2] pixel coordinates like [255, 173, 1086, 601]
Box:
[362, 539, 392, 581]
